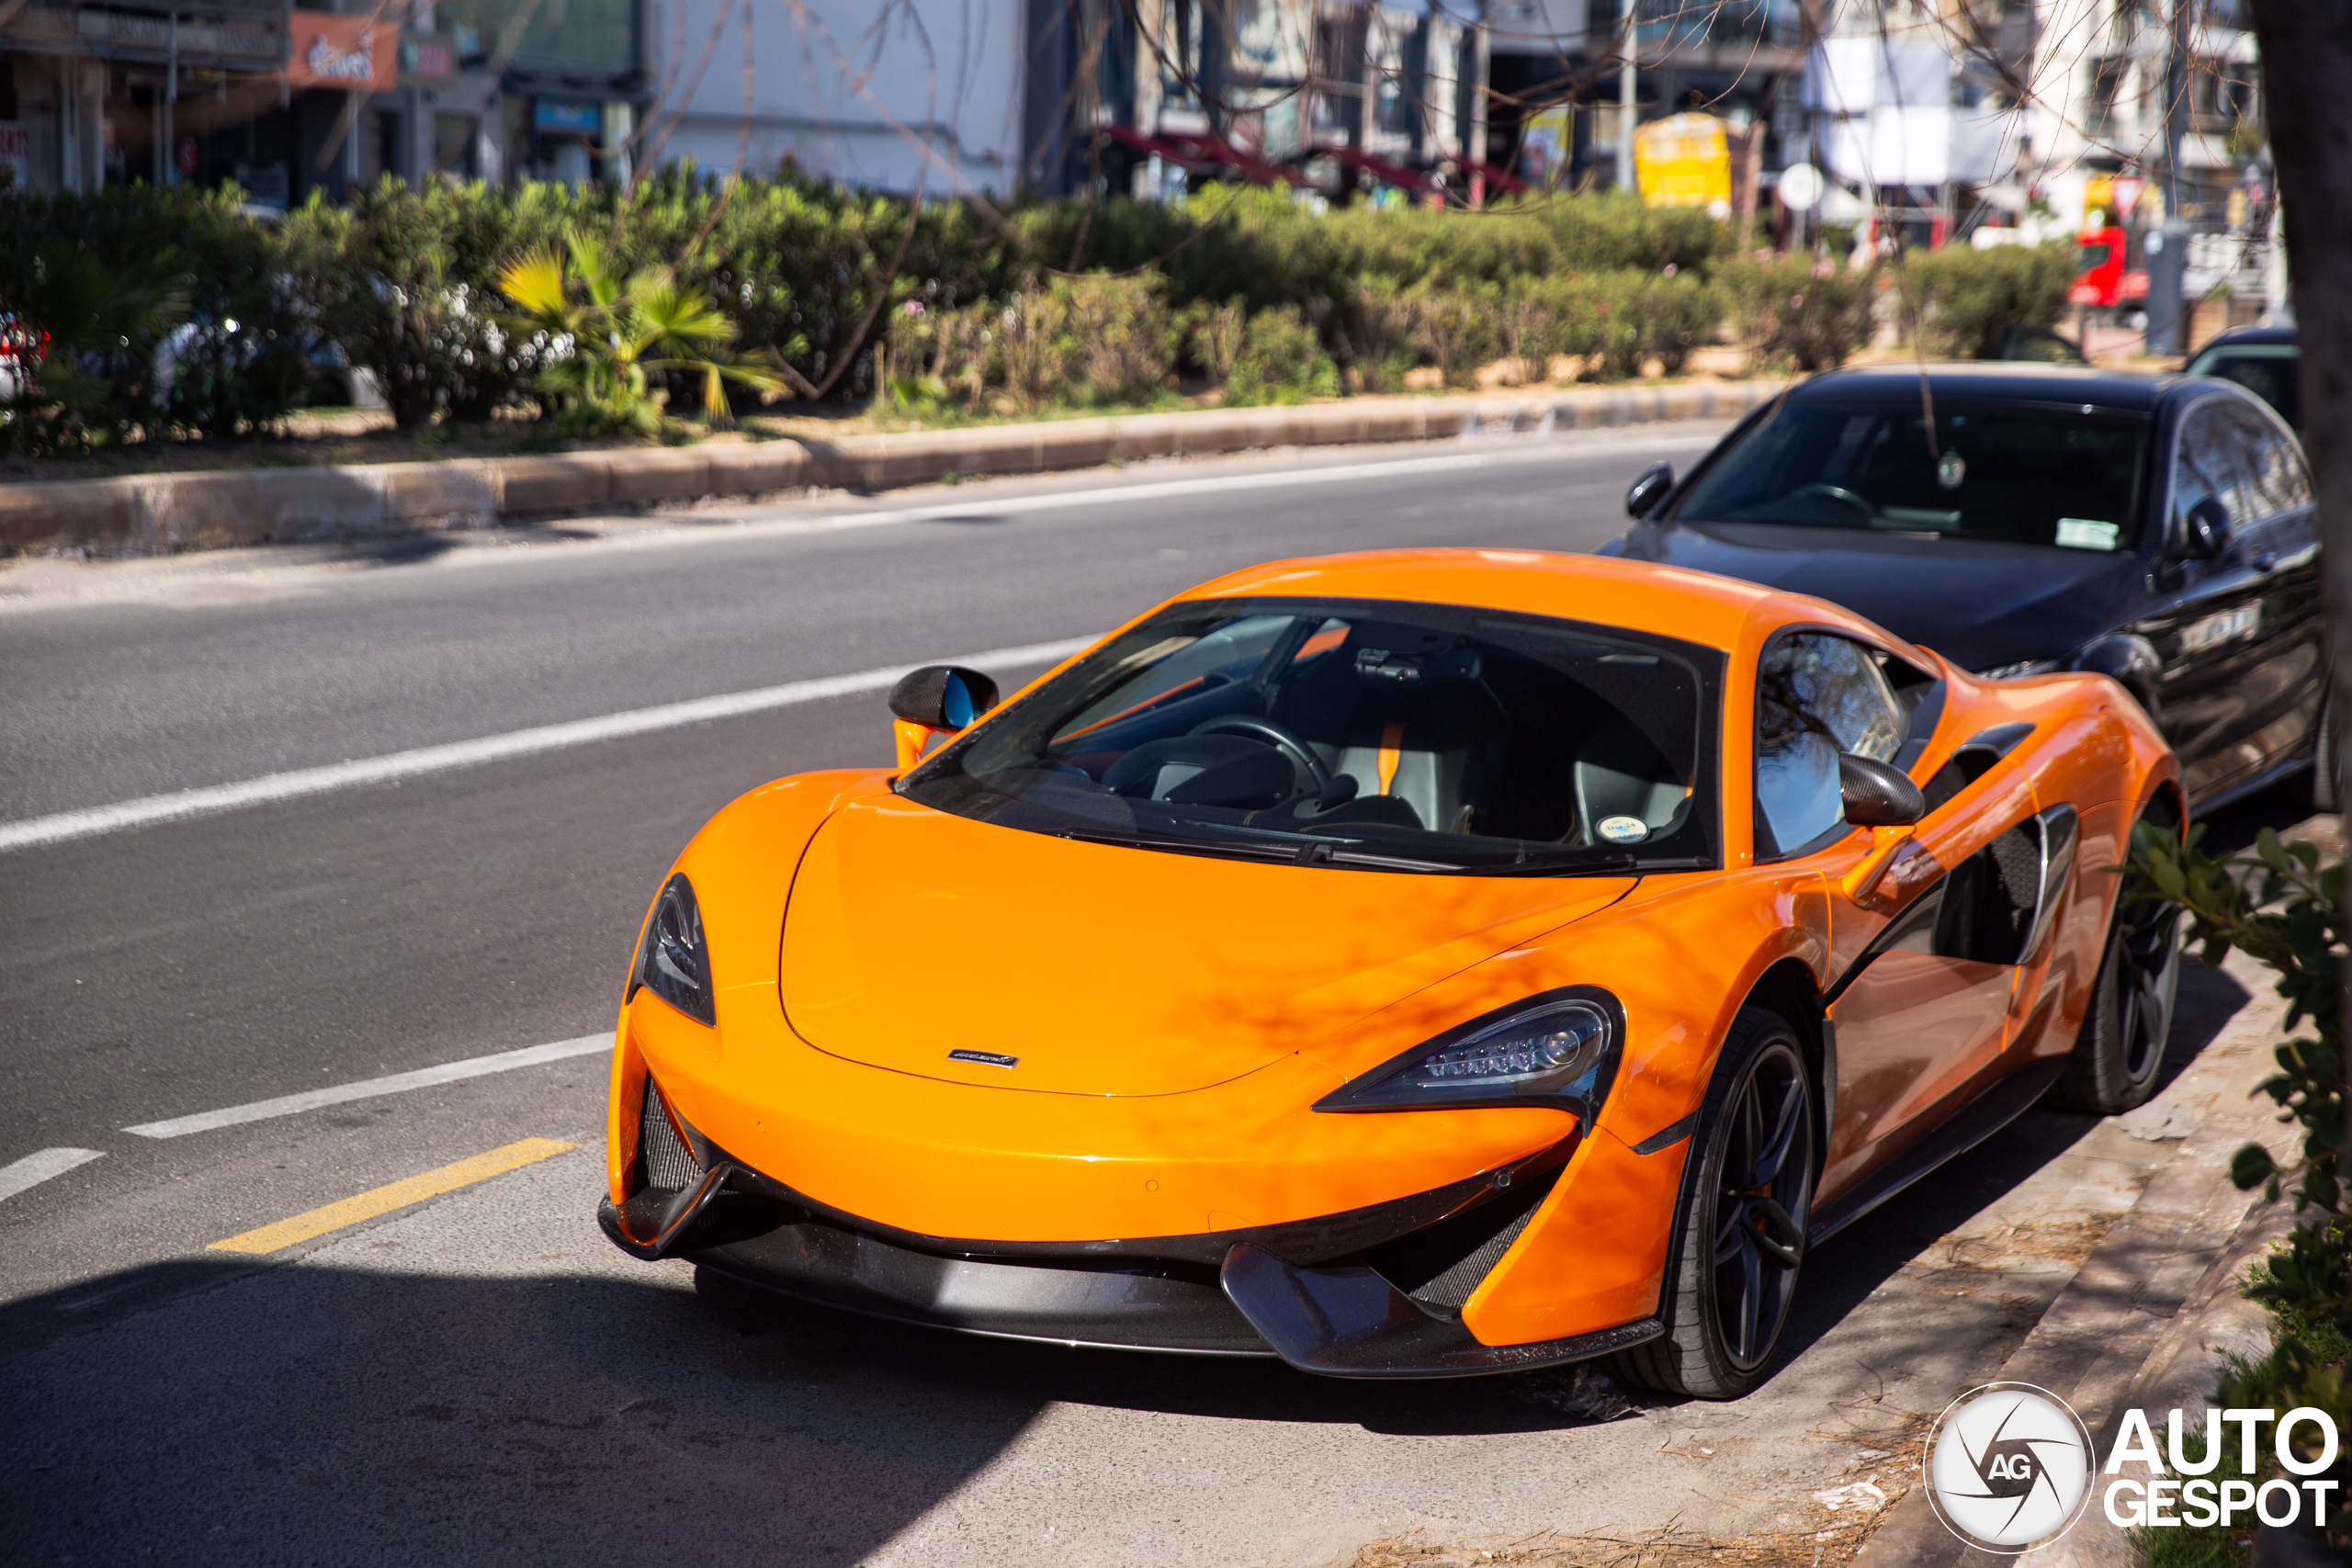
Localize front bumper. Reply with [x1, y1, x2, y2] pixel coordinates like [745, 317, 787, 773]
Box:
[598, 1082, 1665, 1378]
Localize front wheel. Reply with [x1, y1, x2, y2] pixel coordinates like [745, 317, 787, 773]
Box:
[1611, 1009, 1815, 1401]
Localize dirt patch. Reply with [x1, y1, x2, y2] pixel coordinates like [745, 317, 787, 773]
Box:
[1334, 1520, 1880, 1568]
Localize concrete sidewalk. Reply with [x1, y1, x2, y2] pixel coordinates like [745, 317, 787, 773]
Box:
[0, 380, 1781, 560]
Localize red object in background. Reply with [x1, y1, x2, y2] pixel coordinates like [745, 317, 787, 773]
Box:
[176, 137, 199, 176]
[2070, 225, 2127, 307]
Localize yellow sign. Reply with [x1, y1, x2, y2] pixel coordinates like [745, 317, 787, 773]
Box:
[1634, 112, 1731, 209]
[1518, 106, 1575, 190]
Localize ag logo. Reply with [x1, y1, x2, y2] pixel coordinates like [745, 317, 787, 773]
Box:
[1923, 1382, 2096, 1552]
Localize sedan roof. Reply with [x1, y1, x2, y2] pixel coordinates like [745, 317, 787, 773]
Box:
[1787, 361, 2178, 412]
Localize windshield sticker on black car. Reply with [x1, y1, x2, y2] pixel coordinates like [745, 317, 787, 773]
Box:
[1937, 450, 1966, 489]
[2055, 518, 2119, 551]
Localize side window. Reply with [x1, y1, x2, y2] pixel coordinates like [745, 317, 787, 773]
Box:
[2173, 400, 2257, 532]
[2219, 401, 2312, 515]
[1755, 632, 1905, 858]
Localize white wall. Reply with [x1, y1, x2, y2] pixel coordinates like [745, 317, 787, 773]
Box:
[640, 0, 1029, 196]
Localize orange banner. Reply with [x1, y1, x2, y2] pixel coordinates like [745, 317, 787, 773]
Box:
[287, 10, 397, 92]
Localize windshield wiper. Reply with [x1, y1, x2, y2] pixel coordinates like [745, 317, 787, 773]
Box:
[1054, 828, 1301, 866]
[1461, 852, 1714, 878]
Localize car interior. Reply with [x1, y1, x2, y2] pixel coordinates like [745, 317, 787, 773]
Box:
[978, 608, 1718, 860]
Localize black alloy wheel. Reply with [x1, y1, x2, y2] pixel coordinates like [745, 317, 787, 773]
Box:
[1611, 1009, 1815, 1400]
[1711, 1042, 1815, 1372]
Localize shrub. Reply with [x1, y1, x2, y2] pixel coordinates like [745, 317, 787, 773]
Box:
[1058, 271, 1176, 404]
[1178, 297, 1246, 381]
[1900, 241, 2075, 359]
[1227, 307, 1337, 405]
[1407, 285, 1503, 389]
[1718, 254, 1876, 372]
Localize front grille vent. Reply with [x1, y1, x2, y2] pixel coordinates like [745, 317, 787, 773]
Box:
[636, 1077, 703, 1194]
[1361, 1164, 1565, 1316]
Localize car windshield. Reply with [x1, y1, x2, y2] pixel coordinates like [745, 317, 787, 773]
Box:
[900, 597, 1723, 874]
[1668, 397, 2153, 551]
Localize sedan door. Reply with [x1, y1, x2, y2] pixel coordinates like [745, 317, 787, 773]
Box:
[2134, 397, 2290, 801]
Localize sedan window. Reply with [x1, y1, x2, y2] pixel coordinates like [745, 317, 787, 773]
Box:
[2173, 400, 2260, 532]
[2215, 400, 2313, 515]
[1670, 398, 2153, 552]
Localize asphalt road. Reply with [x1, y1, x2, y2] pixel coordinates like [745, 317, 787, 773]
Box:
[0, 422, 2317, 1566]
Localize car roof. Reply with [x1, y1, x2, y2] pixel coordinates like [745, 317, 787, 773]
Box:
[1787, 361, 2178, 412]
[2191, 323, 2298, 351]
[1171, 548, 1911, 662]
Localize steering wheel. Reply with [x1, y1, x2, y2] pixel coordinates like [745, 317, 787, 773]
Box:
[1188, 716, 1332, 797]
[1789, 483, 1874, 523]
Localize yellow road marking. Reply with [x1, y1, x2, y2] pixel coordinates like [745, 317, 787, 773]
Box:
[208, 1137, 576, 1255]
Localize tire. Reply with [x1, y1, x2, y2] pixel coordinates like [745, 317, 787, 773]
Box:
[1610, 1008, 1815, 1401]
[2047, 815, 2183, 1115]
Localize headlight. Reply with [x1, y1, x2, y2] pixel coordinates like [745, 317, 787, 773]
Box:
[631, 874, 715, 1026]
[1314, 988, 1623, 1120]
[1975, 658, 2061, 680]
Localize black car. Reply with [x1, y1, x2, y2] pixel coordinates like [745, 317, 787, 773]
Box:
[1602, 363, 2326, 813]
[2185, 322, 2300, 432]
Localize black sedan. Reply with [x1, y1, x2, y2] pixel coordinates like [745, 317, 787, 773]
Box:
[1601, 363, 2326, 813]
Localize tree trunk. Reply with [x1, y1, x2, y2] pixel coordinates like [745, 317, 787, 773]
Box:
[2245, 0, 2352, 1147]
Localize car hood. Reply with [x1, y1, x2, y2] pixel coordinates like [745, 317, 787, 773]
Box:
[778, 791, 1636, 1097]
[1611, 523, 2144, 671]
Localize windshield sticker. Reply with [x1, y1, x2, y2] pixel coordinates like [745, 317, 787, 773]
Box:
[1936, 450, 1966, 490]
[1597, 815, 1651, 845]
[2055, 517, 2120, 551]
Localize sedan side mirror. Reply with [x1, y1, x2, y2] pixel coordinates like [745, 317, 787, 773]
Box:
[888, 664, 1000, 769]
[1838, 752, 1924, 827]
[2179, 496, 2231, 560]
[1625, 462, 1674, 520]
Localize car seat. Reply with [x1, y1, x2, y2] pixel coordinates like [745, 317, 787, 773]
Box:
[1275, 623, 1513, 835]
[1573, 714, 1690, 844]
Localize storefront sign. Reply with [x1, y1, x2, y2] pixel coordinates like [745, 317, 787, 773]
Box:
[400, 37, 456, 80]
[288, 10, 397, 92]
[532, 99, 602, 135]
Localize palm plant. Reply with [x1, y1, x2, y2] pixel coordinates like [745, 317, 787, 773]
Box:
[497, 230, 780, 436]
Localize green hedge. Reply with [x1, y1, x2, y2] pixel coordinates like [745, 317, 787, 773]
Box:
[0, 168, 2074, 455]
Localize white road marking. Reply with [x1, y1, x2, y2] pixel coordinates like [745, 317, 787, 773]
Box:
[0, 636, 1092, 854]
[0, 1147, 105, 1203]
[123, 1033, 613, 1139]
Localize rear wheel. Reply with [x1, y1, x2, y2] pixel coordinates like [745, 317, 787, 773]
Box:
[1611, 1009, 1815, 1401]
[2048, 812, 2182, 1115]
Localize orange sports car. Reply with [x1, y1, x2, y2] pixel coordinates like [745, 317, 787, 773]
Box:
[598, 549, 2180, 1398]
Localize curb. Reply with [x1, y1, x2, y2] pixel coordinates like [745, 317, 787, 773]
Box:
[1852, 951, 2302, 1568]
[0, 380, 1784, 559]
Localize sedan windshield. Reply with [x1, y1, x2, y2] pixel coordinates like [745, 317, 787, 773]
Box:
[900, 598, 1722, 874]
[1669, 397, 2153, 551]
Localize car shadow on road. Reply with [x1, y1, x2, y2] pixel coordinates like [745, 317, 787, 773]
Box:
[0, 1257, 1043, 1566]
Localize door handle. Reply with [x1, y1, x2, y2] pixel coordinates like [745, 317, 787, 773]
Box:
[2253, 550, 2278, 573]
